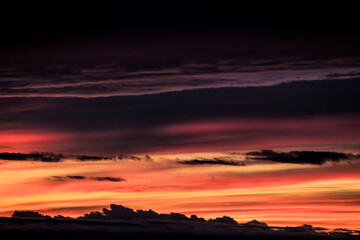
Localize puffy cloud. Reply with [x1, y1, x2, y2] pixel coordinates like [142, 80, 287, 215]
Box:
[12, 210, 51, 219]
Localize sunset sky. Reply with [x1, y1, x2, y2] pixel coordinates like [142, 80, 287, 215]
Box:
[0, 1, 360, 232]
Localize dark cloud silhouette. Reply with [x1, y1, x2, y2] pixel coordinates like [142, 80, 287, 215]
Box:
[208, 216, 238, 224]
[67, 176, 86, 180]
[245, 150, 359, 165]
[117, 154, 141, 161]
[90, 177, 126, 182]
[178, 158, 246, 166]
[80, 204, 239, 224]
[0, 152, 63, 162]
[75, 155, 113, 161]
[0, 152, 149, 162]
[5, 204, 359, 240]
[47, 176, 125, 182]
[12, 210, 51, 219]
[243, 219, 269, 229]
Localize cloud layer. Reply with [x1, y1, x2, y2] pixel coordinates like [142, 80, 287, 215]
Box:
[7, 204, 359, 240]
[1, 78, 359, 154]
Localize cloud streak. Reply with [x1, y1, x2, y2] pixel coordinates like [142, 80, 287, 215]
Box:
[178, 158, 246, 166]
[1, 55, 360, 98]
[0, 152, 63, 162]
[0, 152, 151, 162]
[245, 150, 359, 165]
[47, 175, 126, 182]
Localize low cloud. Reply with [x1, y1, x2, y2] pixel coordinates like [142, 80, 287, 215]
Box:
[47, 176, 126, 182]
[12, 210, 51, 219]
[90, 177, 126, 182]
[178, 157, 246, 166]
[245, 149, 359, 165]
[81, 204, 236, 223]
[0, 152, 151, 162]
[0, 152, 63, 162]
[8, 204, 359, 239]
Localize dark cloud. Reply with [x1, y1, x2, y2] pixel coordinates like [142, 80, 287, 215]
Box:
[117, 154, 141, 161]
[326, 71, 360, 78]
[178, 158, 246, 166]
[0, 152, 63, 162]
[12, 210, 51, 219]
[47, 176, 126, 183]
[0, 152, 149, 162]
[82, 204, 234, 223]
[208, 216, 238, 224]
[67, 176, 86, 180]
[245, 150, 359, 165]
[75, 155, 113, 161]
[90, 177, 126, 182]
[5, 204, 359, 240]
[243, 219, 269, 229]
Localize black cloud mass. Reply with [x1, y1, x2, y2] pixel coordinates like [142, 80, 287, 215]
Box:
[3, 204, 358, 240]
[245, 150, 359, 165]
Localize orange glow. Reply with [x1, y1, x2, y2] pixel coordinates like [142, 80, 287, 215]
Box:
[0, 155, 359, 230]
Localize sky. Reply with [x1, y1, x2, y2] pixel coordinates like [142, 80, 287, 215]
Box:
[0, 0, 360, 231]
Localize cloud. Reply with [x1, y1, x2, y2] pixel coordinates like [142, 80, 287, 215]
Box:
[326, 71, 360, 78]
[1, 78, 360, 155]
[75, 155, 113, 161]
[0, 152, 63, 162]
[178, 157, 246, 166]
[12, 210, 51, 219]
[90, 177, 126, 182]
[1, 52, 360, 98]
[82, 204, 236, 223]
[67, 175, 86, 180]
[47, 176, 126, 182]
[245, 149, 359, 165]
[0, 152, 150, 162]
[208, 216, 238, 224]
[7, 204, 359, 240]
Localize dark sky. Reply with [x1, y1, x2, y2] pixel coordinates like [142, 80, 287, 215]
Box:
[1, 1, 359, 46]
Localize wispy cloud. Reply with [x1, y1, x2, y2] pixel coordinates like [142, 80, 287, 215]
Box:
[1, 56, 360, 98]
